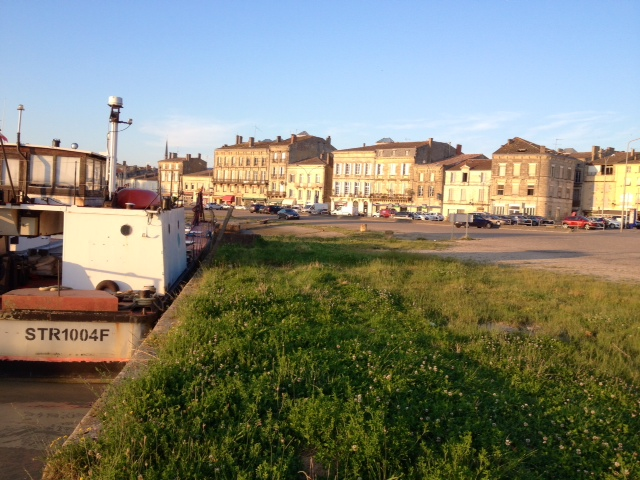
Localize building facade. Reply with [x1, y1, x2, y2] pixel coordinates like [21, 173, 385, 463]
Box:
[158, 153, 207, 200]
[441, 158, 493, 215]
[182, 169, 214, 204]
[489, 137, 580, 221]
[331, 139, 460, 216]
[285, 155, 332, 206]
[212, 133, 334, 206]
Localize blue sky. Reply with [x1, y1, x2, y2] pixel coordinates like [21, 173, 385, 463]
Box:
[1, 0, 638, 167]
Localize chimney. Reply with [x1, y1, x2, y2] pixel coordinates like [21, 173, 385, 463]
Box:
[238, 136, 243, 144]
[540, 146, 546, 154]
[591, 146, 599, 162]
[52, 139, 61, 147]
[235, 135, 239, 144]
[291, 134, 297, 144]
[429, 138, 433, 147]
[249, 137, 255, 147]
[277, 135, 282, 142]
[456, 144, 462, 155]
[198, 153, 201, 159]
[326, 135, 331, 144]
[186, 154, 191, 161]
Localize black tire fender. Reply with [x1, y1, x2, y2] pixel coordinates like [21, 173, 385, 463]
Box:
[96, 280, 119, 293]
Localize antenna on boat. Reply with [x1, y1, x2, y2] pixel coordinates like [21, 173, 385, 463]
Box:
[106, 96, 133, 201]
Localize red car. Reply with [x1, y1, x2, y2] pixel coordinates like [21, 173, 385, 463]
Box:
[378, 208, 397, 218]
[561, 216, 604, 230]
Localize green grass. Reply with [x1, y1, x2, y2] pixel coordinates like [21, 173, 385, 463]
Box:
[46, 233, 640, 479]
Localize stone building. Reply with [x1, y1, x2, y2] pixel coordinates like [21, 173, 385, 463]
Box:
[212, 133, 334, 206]
[441, 158, 493, 215]
[158, 153, 207, 200]
[489, 137, 580, 221]
[414, 154, 487, 214]
[182, 169, 214, 205]
[331, 138, 459, 216]
[576, 146, 640, 221]
[285, 155, 332, 206]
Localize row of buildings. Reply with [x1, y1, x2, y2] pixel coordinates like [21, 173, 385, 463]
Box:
[161, 133, 640, 223]
[0, 133, 637, 224]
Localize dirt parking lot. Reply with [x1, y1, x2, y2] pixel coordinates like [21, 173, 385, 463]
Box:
[240, 217, 640, 284]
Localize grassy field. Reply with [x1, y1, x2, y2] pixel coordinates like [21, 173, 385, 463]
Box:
[47, 233, 640, 479]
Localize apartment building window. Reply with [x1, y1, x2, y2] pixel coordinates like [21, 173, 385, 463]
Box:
[288, 189, 293, 197]
[498, 164, 506, 176]
[307, 190, 311, 201]
[307, 174, 311, 183]
[376, 164, 384, 175]
[344, 182, 351, 195]
[462, 172, 468, 182]
[418, 185, 424, 196]
[528, 163, 536, 176]
[428, 186, 435, 197]
[354, 182, 360, 196]
[364, 164, 371, 175]
[557, 186, 562, 197]
[355, 164, 361, 175]
[575, 169, 582, 183]
[402, 164, 410, 176]
[449, 172, 456, 183]
[560, 166, 564, 179]
[335, 164, 341, 175]
[282, 152, 287, 161]
[246, 158, 250, 166]
[512, 182, 520, 195]
[345, 164, 351, 175]
[231, 157, 236, 166]
[261, 158, 266, 166]
[551, 165, 556, 178]
[253, 171, 258, 181]
[364, 182, 371, 196]
[245, 171, 251, 180]
[289, 174, 295, 182]
[494, 206, 505, 215]
[513, 163, 521, 176]
[566, 187, 571, 198]
[274, 153, 279, 161]
[419, 173, 424, 182]
[527, 184, 535, 195]
[497, 184, 504, 195]
[254, 158, 258, 166]
[315, 174, 320, 183]
[448, 188, 453, 201]
[460, 190, 466, 202]
[600, 165, 613, 175]
[279, 167, 285, 176]
[430, 172, 435, 182]
[478, 189, 484, 202]
[334, 182, 340, 195]
[261, 171, 266, 181]
[298, 190, 302, 199]
[524, 207, 536, 215]
[390, 164, 397, 176]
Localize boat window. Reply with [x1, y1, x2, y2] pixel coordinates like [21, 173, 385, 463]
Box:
[121, 224, 132, 236]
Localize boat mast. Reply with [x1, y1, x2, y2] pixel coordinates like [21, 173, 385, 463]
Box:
[106, 96, 132, 200]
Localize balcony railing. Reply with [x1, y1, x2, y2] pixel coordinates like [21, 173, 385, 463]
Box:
[370, 193, 413, 203]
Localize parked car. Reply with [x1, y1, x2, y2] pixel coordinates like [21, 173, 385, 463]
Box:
[454, 214, 499, 229]
[331, 208, 354, 216]
[483, 215, 503, 227]
[249, 204, 265, 213]
[277, 208, 300, 220]
[261, 205, 282, 215]
[428, 213, 444, 221]
[310, 208, 329, 215]
[497, 215, 513, 225]
[561, 216, 604, 230]
[206, 203, 223, 210]
[591, 217, 620, 229]
[378, 208, 397, 218]
[394, 212, 415, 220]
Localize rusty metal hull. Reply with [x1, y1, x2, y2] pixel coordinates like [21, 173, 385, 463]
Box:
[0, 309, 157, 363]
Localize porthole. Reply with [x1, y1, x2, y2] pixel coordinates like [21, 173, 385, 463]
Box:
[121, 224, 133, 236]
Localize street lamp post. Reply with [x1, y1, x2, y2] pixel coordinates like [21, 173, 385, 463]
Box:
[621, 137, 640, 231]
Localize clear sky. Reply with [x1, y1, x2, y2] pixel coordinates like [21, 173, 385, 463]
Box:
[1, 0, 638, 167]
